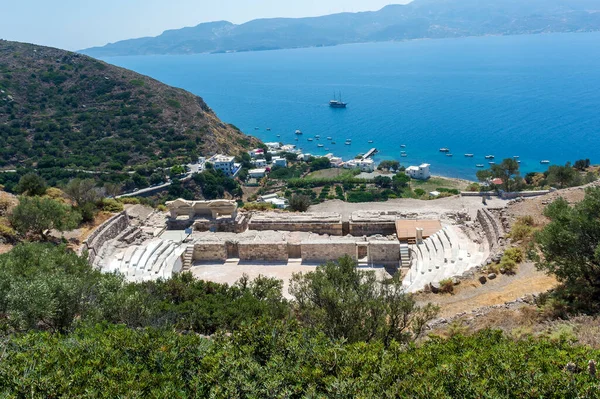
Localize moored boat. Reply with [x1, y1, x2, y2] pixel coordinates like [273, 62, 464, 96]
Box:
[439, 148, 450, 153]
[295, 130, 302, 135]
[464, 153, 474, 157]
[540, 160, 550, 164]
[476, 164, 485, 168]
[485, 155, 495, 160]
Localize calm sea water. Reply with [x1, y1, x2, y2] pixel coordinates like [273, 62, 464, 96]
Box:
[103, 32, 600, 180]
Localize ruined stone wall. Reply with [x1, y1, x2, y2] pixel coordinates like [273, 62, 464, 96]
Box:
[192, 242, 228, 261]
[368, 240, 400, 265]
[82, 211, 129, 264]
[238, 242, 289, 262]
[301, 241, 357, 262]
[350, 222, 397, 236]
[249, 212, 343, 235]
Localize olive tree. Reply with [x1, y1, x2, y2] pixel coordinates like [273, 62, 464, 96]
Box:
[289, 255, 438, 345]
[9, 196, 81, 239]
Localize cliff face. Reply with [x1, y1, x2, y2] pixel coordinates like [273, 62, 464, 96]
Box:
[0, 40, 259, 169]
[81, 0, 600, 57]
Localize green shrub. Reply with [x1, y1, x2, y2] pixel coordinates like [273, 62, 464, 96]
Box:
[414, 188, 426, 197]
[439, 278, 454, 294]
[499, 258, 518, 274]
[118, 197, 141, 205]
[503, 247, 524, 263]
[156, 204, 167, 212]
[100, 198, 124, 213]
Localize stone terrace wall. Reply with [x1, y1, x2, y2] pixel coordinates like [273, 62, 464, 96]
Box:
[249, 212, 343, 235]
[301, 240, 358, 262]
[239, 242, 289, 262]
[349, 211, 419, 236]
[368, 240, 400, 265]
[193, 242, 227, 261]
[82, 211, 129, 264]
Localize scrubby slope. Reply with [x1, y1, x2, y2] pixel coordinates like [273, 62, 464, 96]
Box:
[0, 40, 258, 169]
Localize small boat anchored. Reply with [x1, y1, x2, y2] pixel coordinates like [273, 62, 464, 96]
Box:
[540, 160, 550, 164]
[400, 144, 407, 148]
[464, 153, 474, 157]
[476, 164, 485, 168]
[295, 130, 303, 135]
[307, 138, 313, 142]
[368, 140, 374, 144]
[446, 154, 453, 157]
[485, 155, 495, 160]
[318, 144, 324, 148]
[327, 137, 332, 140]
[439, 148, 450, 153]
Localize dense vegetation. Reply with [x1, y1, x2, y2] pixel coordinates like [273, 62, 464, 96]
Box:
[2, 188, 600, 395]
[0, 41, 259, 171]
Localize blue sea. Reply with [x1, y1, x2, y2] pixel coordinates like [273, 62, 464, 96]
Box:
[103, 32, 600, 180]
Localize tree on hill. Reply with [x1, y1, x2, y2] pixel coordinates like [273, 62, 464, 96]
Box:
[9, 197, 81, 239]
[15, 173, 47, 196]
[64, 178, 102, 207]
[535, 187, 600, 311]
[378, 160, 400, 172]
[289, 194, 311, 212]
[546, 163, 581, 188]
[476, 159, 521, 192]
[574, 158, 591, 171]
[309, 157, 331, 171]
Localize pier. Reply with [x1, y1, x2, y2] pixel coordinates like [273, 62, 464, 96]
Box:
[362, 148, 378, 160]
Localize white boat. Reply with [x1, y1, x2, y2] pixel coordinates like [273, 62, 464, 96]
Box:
[513, 155, 520, 159]
[368, 140, 374, 143]
[307, 138, 313, 142]
[540, 160, 550, 164]
[401, 153, 408, 157]
[446, 154, 453, 157]
[476, 164, 485, 168]
[318, 144, 324, 148]
[439, 148, 450, 153]
[295, 130, 302, 135]
[276, 134, 281, 137]
[489, 162, 496, 165]
[327, 137, 332, 140]
[485, 155, 495, 160]
[400, 144, 406, 148]
[464, 154, 474, 157]
[315, 135, 321, 139]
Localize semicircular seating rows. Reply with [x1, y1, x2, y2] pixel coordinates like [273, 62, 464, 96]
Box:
[402, 225, 486, 293]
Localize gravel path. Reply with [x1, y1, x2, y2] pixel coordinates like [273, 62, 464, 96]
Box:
[309, 196, 508, 222]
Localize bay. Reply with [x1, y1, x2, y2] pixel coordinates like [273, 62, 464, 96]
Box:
[103, 32, 600, 180]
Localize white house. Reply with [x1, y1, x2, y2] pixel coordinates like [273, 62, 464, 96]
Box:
[209, 154, 235, 176]
[406, 163, 431, 180]
[259, 193, 289, 209]
[252, 159, 267, 168]
[249, 168, 267, 178]
[330, 157, 344, 168]
[249, 148, 265, 158]
[297, 153, 312, 162]
[344, 159, 375, 172]
[265, 142, 281, 150]
[272, 157, 287, 168]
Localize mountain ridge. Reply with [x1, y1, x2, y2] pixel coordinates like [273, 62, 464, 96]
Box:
[81, 0, 600, 57]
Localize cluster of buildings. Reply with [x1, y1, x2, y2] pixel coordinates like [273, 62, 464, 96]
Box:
[204, 143, 431, 182]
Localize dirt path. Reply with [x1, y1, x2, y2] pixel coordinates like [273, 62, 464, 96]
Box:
[309, 196, 507, 222]
[416, 262, 558, 318]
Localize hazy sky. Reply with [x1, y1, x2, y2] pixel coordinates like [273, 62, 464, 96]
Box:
[0, 0, 411, 51]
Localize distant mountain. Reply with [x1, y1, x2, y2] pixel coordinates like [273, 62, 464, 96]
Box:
[81, 0, 600, 57]
[0, 41, 259, 170]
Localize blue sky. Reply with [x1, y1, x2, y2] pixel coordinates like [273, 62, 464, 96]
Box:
[0, 0, 410, 51]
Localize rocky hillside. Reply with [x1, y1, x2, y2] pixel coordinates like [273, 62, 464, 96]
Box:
[82, 0, 600, 56]
[0, 40, 259, 170]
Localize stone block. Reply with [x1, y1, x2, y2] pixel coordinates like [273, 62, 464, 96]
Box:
[238, 242, 288, 262]
[192, 242, 227, 261]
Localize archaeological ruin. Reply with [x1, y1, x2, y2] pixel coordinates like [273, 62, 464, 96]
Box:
[90, 198, 507, 291]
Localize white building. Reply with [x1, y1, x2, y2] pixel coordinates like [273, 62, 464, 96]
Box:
[330, 157, 343, 168]
[259, 193, 289, 209]
[265, 142, 281, 150]
[249, 148, 265, 158]
[272, 157, 287, 168]
[297, 153, 312, 162]
[249, 168, 267, 178]
[280, 144, 297, 152]
[406, 163, 431, 180]
[209, 154, 235, 176]
[252, 159, 267, 168]
[344, 159, 375, 172]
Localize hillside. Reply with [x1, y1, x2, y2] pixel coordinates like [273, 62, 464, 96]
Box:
[81, 0, 600, 57]
[0, 40, 259, 170]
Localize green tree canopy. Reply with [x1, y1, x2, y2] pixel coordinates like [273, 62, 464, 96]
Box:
[290, 255, 438, 345]
[289, 194, 311, 212]
[15, 173, 47, 196]
[9, 197, 81, 239]
[547, 163, 581, 188]
[64, 178, 101, 206]
[535, 187, 600, 311]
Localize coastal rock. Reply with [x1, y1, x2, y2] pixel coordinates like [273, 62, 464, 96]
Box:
[488, 273, 497, 280]
[478, 276, 487, 284]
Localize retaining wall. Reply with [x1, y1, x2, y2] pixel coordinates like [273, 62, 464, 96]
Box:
[82, 211, 129, 264]
[239, 242, 289, 262]
[368, 240, 401, 264]
[192, 242, 228, 261]
[301, 241, 358, 262]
